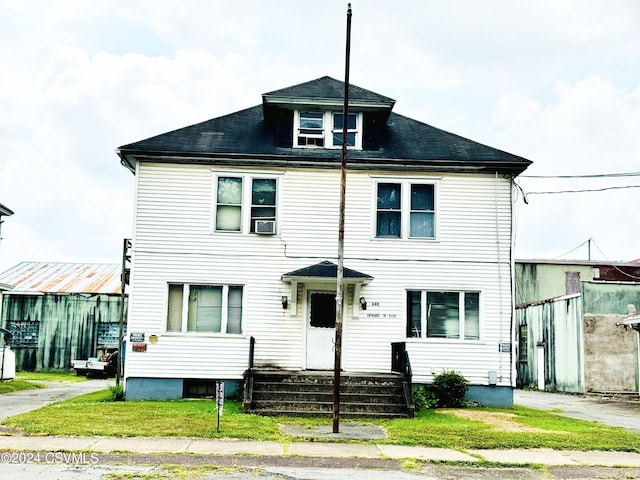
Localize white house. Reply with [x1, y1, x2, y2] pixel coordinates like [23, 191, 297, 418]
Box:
[117, 76, 531, 409]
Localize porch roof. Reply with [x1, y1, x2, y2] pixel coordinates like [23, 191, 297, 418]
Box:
[281, 261, 373, 284]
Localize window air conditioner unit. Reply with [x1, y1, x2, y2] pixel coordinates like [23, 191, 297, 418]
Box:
[255, 220, 276, 235]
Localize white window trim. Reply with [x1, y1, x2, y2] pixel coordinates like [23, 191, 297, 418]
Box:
[212, 173, 280, 235]
[372, 178, 439, 240]
[165, 283, 245, 336]
[407, 290, 482, 343]
[294, 110, 363, 150]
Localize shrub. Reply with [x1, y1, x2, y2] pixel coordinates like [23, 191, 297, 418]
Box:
[431, 370, 469, 408]
[108, 384, 125, 401]
[412, 385, 438, 411]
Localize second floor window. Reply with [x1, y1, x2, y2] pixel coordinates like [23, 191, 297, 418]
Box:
[215, 175, 278, 234]
[376, 181, 436, 239]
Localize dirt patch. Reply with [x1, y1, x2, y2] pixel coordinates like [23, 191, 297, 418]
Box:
[447, 409, 564, 434]
[279, 422, 387, 440]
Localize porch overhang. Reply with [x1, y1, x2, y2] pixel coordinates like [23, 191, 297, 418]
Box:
[281, 261, 373, 317]
[281, 260, 373, 285]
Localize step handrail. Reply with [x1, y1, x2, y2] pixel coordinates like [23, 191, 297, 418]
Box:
[391, 341, 414, 417]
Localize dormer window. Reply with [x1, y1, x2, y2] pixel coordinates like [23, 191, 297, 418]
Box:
[298, 112, 325, 147]
[295, 111, 361, 149]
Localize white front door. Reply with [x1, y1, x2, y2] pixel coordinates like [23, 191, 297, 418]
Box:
[306, 291, 336, 370]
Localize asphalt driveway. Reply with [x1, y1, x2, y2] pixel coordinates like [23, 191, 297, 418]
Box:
[515, 389, 640, 433]
[0, 378, 109, 422]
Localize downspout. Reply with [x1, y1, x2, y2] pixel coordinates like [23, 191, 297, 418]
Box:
[495, 172, 505, 384]
[509, 176, 517, 387]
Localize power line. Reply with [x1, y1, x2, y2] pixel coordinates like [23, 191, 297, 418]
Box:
[553, 238, 591, 260]
[521, 171, 640, 179]
[526, 185, 640, 195]
[590, 239, 640, 281]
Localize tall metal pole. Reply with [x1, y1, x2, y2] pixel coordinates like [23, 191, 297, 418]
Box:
[116, 238, 131, 387]
[333, 2, 352, 434]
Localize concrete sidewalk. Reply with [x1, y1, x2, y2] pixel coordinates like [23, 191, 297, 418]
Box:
[2, 383, 640, 469]
[1, 435, 640, 467]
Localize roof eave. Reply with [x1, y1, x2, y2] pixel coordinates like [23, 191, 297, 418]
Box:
[0, 204, 14, 217]
[116, 149, 136, 174]
[281, 275, 373, 285]
[263, 95, 395, 110]
[117, 150, 531, 175]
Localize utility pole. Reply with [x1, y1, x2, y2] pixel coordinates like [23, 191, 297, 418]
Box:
[333, 2, 352, 434]
[116, 238, 131, 387]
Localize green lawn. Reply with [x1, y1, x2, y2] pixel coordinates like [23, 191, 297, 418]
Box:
[3, 388, 640, 452]
[15, 371, 87, 382]
[0, 379, 45, 394]
[0, 371, 86, 395]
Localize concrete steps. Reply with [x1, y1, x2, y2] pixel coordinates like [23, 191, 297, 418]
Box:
[244, 370, 414, 418]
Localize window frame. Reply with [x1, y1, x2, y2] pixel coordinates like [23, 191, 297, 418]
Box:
[518, 323, 528, 362]
[213, 172, 280, 235]
[294, 110, 362, 150]
[406, 290, 481, 342]
[373, 179, 438, 240]
[166, 282, 244, 335]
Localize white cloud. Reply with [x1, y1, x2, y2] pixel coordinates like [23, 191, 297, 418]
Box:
[2, 0, 640, 271]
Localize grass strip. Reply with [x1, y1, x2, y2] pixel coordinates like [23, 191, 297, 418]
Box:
[0, 379, 46, 394]
[2, 389, 640, 452]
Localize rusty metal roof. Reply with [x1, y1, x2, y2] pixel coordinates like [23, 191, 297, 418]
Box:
[0, 262, 122, 294]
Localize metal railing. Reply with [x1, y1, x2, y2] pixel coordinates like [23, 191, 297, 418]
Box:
[391, 341, 414, 417]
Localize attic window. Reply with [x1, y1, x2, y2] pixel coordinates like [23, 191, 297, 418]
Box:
[295, 111, 361, 149]
[298, 112, 324, 147]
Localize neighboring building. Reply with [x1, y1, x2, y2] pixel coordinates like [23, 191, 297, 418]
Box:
[117, 76, 531, 407]
[0, 203, 15, 334]
[515, 259, 640, 393]
[0, 262, 127, 371]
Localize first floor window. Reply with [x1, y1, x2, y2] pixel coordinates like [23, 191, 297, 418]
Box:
[406, 290, 480, 340]
[167, 283, 243, 334]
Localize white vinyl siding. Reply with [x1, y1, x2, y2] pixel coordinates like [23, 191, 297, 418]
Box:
[127, 162, 514, 386]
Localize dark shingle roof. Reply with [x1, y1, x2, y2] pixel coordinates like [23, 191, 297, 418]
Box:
[263, 76, 395, 107]
[118, 76, 531, 175]
[282, 261, 373, 282]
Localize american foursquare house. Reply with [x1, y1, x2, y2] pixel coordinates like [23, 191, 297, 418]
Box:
[117, 76, 531, 410]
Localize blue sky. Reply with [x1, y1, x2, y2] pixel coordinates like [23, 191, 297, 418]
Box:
[1, 0, 639, 272]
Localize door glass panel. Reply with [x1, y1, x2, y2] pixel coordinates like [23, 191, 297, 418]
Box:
[310, 292, 336, 328]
